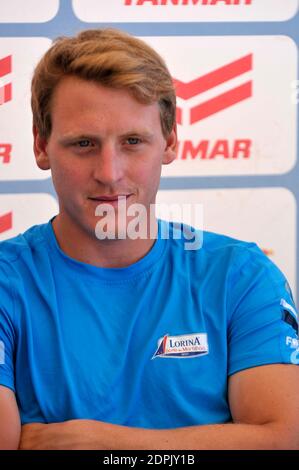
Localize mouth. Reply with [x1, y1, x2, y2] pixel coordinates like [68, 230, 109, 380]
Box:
[88, 194, 132, 206]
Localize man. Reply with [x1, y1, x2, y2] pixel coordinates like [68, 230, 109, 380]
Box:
[0, 28, 299, 450]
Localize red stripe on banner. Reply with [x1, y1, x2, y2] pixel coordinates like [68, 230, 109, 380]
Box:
[4, 83, 12, 102]
[0, 83, 12, 105]
[190, 81, 252, 124]
[174, 54, 252, 100]
[0, 56, 12, 78]
[0, 212, 13, 234]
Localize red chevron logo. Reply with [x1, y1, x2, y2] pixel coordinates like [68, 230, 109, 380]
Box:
[0, 212, 13, 234]
[174, 53, 253, 125]
[0, 55, 12, 106]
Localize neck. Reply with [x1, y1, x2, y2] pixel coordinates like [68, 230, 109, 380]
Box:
[51, 214, 158, 268]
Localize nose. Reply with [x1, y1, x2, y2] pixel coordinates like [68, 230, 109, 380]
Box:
[92, 142, 124, 184]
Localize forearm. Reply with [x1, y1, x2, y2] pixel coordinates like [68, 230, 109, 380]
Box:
[20, 419, 296, 450]
[61, 420, 290, 450]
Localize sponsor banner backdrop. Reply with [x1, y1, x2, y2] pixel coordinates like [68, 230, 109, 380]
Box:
[72, 0, 299, 23]
[0, 194, 58, 241]
[156, 187, 297, 295]
[138, 36, 298, 178]
[0, 38, 52, 181]
[0, 2, 298, 301]
[0, 0, 59, 23]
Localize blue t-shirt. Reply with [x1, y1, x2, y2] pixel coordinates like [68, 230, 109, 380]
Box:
[0, 218, 298, 428]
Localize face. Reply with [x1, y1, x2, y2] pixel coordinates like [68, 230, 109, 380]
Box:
[34, 76, 177, 242]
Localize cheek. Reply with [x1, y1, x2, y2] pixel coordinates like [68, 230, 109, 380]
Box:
[50, 164, 86, 199]
[51, 157, 87, 184]
[134, 168, 160, 194]
[133, 153, 162, 186]
[134, 165, 162, 204]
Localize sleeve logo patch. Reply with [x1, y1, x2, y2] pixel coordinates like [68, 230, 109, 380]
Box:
[152, 333, 209, 359]
[281, 298, 298, 334]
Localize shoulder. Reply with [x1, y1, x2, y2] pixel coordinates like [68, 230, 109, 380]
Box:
[0, 223, 48, 271]
[162, 220, 288, 289]
[164, 219, 267, 265]
[0, 222, 51, 328]
[204, 229, 287, 291]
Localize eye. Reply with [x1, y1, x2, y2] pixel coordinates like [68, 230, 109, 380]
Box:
[126, 137, 141, 145]
[76, 140, 93, 148]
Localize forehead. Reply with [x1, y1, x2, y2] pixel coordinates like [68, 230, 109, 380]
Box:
[50, 76, 161, 135]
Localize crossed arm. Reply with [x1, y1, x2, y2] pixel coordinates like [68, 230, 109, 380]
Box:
[1, 364, 299, 450]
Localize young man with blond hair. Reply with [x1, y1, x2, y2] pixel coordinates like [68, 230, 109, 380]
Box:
[0, 28, 298, 450]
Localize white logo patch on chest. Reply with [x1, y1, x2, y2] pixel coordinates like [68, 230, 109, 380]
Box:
[152, 333, 209, 359]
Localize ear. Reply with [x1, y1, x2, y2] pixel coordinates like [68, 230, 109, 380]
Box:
[162, 123, 178, 165]
[33, 125, 50, 170]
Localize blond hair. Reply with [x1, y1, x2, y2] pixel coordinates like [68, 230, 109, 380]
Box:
[31, 28, 176, 139]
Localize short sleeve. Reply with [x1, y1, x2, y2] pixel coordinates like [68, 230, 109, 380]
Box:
[0, 264, 16, 392]
[227, 244, 299, 376]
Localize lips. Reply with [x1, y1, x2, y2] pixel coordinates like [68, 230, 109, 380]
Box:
[88, 194, 132, 202]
